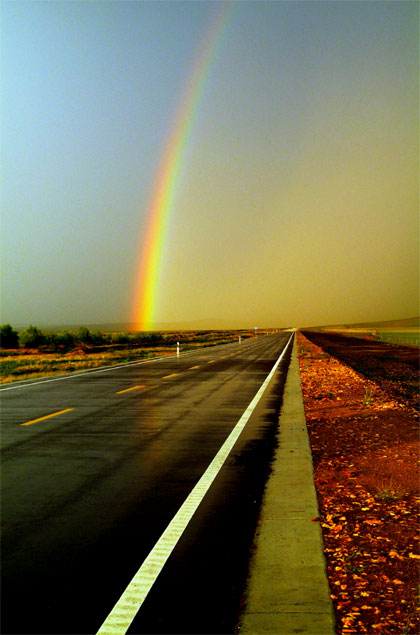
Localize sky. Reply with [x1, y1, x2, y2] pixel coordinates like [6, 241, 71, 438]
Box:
[1, 0, 419, 329]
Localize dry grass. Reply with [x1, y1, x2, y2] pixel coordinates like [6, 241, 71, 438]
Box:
[0, 330, 255, 384]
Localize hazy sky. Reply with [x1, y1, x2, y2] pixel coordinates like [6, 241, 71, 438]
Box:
[2, 0, 419, 329]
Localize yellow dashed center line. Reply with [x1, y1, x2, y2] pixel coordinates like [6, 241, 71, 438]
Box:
[162, 373, 179, 379]
[207, 360, 215, 364]
[20, 408, 74, 427]
[189, 365, 200, 370]
[116, 385, 145, 394]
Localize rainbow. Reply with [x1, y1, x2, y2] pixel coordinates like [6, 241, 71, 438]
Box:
[131, 4, 232, 331]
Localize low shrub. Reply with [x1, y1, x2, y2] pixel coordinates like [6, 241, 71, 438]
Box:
[111, 332, 131, 344]
[55, 331, 76, 349]
[19, 325, 46, 348]
[0, 324, 19, 349]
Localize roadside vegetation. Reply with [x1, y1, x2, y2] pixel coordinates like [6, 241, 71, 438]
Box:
[326, 329, 420, 347]
[0, 324, 255, 384]
[310, 317, 420, 348]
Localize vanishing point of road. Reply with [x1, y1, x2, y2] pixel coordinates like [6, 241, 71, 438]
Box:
[1, 332, 293, 634]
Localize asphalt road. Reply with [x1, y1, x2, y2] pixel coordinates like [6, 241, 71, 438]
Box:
[1, 332, 293, 635]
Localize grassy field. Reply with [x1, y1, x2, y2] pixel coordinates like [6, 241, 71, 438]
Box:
[301, 317, 420, 348]
[0, 329, 262, 384]
[373, 330, 420, 346]
[325, 328, 420, 347]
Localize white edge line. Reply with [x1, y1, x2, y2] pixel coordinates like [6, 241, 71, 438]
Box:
[96, 333, 294, 635]
[0, 334, 276, 392]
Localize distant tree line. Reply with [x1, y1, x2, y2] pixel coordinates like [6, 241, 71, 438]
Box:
[0, 324, 166, 351]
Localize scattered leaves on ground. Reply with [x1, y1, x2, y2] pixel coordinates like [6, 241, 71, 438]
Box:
[297, 332, 419, 634]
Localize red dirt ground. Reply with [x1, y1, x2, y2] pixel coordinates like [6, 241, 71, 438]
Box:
[296, 331, 419, 634]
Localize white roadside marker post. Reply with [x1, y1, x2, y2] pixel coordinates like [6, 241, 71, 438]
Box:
[177, 341, 180, 357]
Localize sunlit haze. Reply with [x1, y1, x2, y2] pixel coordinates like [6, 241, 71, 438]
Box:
[2, 1, 419, 329]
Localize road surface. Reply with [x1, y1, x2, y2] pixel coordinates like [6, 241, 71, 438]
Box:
[1, 332, 293, 634]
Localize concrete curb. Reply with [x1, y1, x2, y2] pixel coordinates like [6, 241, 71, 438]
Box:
[238, 337, 335, 634]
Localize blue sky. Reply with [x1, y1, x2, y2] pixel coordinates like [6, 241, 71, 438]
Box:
[1, 1, 418, 329]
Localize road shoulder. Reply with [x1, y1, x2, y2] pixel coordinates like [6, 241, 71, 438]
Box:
[237, 336, 335, 634]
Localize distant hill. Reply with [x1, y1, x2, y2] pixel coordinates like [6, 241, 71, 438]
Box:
[96, 319, 273, 332]
[10, 322, 142, 332]
[307, 316, 420, 330]
[25, 319, 269, 332]
[142, 319, 263, 331]
[349, 316, 419, 328]
[11, 316, 418, 333]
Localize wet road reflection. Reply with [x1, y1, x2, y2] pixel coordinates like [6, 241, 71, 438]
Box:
[1, 333, 292, 634]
